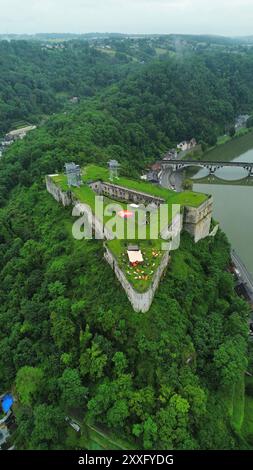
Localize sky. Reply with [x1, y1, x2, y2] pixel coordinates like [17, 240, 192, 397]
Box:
[0, 0, 253, 36]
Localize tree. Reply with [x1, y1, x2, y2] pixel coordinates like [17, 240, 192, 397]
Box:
[58, 368, 87, 408]
[112, 352, 128, 376]
[16, 366, 44, 406]
[182, 179, 193, 190]
[80, 342, 107, 380]
[229, 126, 236, 137]
[30, 404, 66, 449]
[156, 394, 192, 449]
[214, 337, 248, 386]
[107, 399, 130, 428]
[51, 311, 76, 350]
[130, 387, 155, 420]
[143, 417, 158, 449]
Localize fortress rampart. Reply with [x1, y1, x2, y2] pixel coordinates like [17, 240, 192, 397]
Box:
[89, 181, 165, 206]
[46, 175, 214, 312]
[46, 175, 73, 207]
[183, 197, 213, 242]
[104, 244, 170, 313]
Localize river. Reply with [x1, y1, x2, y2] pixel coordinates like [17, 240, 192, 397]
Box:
[192, 143, 253, 277]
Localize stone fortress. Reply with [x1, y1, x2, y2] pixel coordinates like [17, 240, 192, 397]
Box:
[46, 162, 214, 312]
[89, 180, 165, 206]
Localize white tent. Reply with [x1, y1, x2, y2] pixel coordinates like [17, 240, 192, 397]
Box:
[127, 250, 144, 264]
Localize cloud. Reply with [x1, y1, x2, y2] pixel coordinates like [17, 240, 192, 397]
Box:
[0, 0, 253, 36]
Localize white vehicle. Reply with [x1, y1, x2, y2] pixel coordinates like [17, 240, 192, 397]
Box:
[65, 416, 81, 433]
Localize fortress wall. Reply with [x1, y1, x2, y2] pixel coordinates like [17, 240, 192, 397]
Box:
[46, 175, 213, 246]
[89, 181, 165, 206]
[46, 174, 214, 310]
[209, 223, 219, 238]
[73, 203, 114, 241]
[45, 175, 72, 207]
[183, 197, 213, 243]
[160, 213, 183, 244]
[104, 245, 170, 313]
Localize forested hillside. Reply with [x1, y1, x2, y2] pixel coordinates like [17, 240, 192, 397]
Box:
[0, 38, 252, 450]
[0, 40, 133, 135]
[2, 38, 253, 143]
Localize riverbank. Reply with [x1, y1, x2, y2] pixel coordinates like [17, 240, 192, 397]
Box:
[181, 128, 253, 165]
[203, 128, 253, 162]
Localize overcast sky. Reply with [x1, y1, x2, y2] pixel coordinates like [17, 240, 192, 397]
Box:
[1, 0, 253, 36]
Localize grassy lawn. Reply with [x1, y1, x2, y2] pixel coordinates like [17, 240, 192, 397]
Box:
[66, 414, 136, 450]
[52, 172, 176, 242]
[231, 376, 245, 432]
[85, 421, 137, 450]
[83, 164, 208, 207]
[95, 47, 116, 56]
[241, 395, 253, 445]
[217, 134, 231, 145]
[241, 376, 253, 446]
[53, 164, 208, 208]
[203, 129, 253, 163]
[106, 238, 165, 293]
[155, 47, 168, 56]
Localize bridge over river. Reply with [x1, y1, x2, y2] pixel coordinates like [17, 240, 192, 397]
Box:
[161, 160, 253, 176]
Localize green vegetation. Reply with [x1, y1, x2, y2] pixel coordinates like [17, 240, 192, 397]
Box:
[54, 164, 208, 208]
[52, 164, 208, 232]
[51, 164, 208, 292]
[0, 36, 252, 451]
[241, 376, 253, 446]
[106, 239, 163, 292]
[203, 129, 253, 162]
[0, 40, 134, 136]
[65, 417, 137, 450]
[231, 377, 245, 432]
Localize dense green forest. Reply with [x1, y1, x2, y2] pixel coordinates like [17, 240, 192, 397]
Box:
[2, 38, 253, 142]
[0, 38, 253, 450]
[0, 40, 134, 135]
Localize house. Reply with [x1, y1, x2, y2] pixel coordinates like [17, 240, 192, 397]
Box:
[177, 138, 197, 152]
[163, 149, 178, 160]
[147, 162, 162, 183]
[235, 114, 250, 130]
[69, 96, 79, 104]
[177, 141, 188, 152]
[189, 138, 197, 148]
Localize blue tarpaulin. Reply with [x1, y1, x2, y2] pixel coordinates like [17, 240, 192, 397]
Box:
[1, 394, 14, 414]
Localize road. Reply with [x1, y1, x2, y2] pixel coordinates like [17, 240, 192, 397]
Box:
[160, 168, 183, 192]
[231, 250, 253, 302]
[160, 150, 185, 191]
